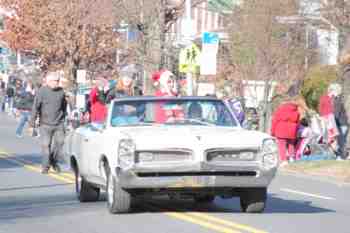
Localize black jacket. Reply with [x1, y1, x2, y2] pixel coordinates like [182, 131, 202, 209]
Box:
[106, 89, 128, 104]
[30, 86, 67, 127]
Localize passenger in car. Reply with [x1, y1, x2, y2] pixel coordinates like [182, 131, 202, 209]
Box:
[111, 105, 139, 126]
[151, 69, 181, 123]
[106, 71, 134, 103]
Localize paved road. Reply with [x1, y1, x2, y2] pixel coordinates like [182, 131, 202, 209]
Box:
[1, 112, 349, 233]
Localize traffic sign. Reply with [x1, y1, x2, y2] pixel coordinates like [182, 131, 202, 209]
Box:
[202, 32, 219, 44]
[179, 43, 201, 73]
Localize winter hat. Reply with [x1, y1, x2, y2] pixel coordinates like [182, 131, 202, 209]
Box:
[152, 69, 174, 87]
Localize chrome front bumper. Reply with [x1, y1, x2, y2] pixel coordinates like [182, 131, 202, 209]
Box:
[116, 161, 277, 189]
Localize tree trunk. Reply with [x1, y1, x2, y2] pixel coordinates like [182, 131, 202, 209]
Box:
[63, 56, 79, 90]
[259, 80, 272, 133]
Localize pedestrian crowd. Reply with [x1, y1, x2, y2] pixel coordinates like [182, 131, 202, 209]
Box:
[0, 69, 143, 174]
[270, 39, 350, 165]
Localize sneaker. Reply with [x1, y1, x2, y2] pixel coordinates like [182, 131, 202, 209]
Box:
[288, 157, 295, 163]
[52, 164, 61, 173]
[336, 156, 344, 161]
[16, 133, 23, 138]
[41, 167, 49, 174]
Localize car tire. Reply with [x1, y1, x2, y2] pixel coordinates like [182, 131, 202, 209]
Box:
[75, 168, 100, 202]
[240, 187, 267, 213]
[194, 195, 215, 203]
[106, 170, 131, 214]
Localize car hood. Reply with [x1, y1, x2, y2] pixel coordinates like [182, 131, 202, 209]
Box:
[119, 126, 271, 151]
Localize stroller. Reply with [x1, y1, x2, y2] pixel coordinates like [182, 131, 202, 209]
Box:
[295, 114, 337, 160]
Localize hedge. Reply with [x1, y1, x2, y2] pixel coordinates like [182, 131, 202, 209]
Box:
[301, 65, 338, 110]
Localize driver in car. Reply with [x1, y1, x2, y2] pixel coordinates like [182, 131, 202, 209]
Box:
[188, 102, 203, 120]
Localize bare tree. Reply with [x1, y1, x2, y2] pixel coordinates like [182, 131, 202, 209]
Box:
[0, 0, 120, 82]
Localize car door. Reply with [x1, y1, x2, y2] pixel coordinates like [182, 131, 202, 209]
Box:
[75, 125, 92, 176]
[82, 123, 106, 183]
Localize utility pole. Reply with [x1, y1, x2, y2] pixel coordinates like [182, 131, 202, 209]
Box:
[159, 0, 166, 69]
[185, 0, 193, 96]
[140, 0, 147, 94]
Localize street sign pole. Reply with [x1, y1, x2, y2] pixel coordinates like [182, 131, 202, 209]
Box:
[185, 0, 193, 96]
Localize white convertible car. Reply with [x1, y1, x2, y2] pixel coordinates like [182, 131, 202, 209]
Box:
[63, 96, 278, 214]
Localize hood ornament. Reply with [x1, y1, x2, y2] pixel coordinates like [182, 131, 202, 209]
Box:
[196, 136, 201, 141]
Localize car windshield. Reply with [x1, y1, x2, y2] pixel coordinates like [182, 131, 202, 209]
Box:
[110, 98, 238, 127]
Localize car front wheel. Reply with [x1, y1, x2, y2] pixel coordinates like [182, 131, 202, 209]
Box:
[107, 170, 131, 214]
[240, 187, 267, 213]
[75, 167, 100, 202]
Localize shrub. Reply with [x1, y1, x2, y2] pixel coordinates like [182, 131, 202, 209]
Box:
[301, 65, 338, 110]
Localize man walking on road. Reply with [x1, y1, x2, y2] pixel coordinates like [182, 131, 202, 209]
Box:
[29, 71, 67, 174]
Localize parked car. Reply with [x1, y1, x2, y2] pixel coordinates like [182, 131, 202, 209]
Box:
[63, 96, 279, 214]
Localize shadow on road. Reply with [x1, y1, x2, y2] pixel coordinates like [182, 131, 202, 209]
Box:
[263, 193, 334, 214]
[14, 153, 42, 164]
[0, 192, 335, 223]
[133, 194, 334, 215]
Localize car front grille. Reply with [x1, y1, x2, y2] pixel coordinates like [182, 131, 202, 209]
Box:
[136, 149, 193, 163]
[206, 149, 257, 162]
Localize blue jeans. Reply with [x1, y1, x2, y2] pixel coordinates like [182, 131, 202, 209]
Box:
[15, 111, 31, 136]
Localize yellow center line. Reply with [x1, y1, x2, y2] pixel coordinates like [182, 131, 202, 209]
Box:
[187, 212, 268, 233]
[144, 203, 243, 233]
[146, 202, 269, 233]
[165, 212, 242, 233]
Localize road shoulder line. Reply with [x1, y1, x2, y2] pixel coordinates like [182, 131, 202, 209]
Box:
[280, 188, 335, 200]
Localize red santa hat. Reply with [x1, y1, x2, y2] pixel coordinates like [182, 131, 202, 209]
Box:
[152, 69, 174, 87]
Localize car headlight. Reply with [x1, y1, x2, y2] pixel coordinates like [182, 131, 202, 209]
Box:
[118, 139, 136, 165]
[261, 139, 279, 169]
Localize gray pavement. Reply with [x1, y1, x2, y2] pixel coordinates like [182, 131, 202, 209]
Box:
[0, 112, 349, 233]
